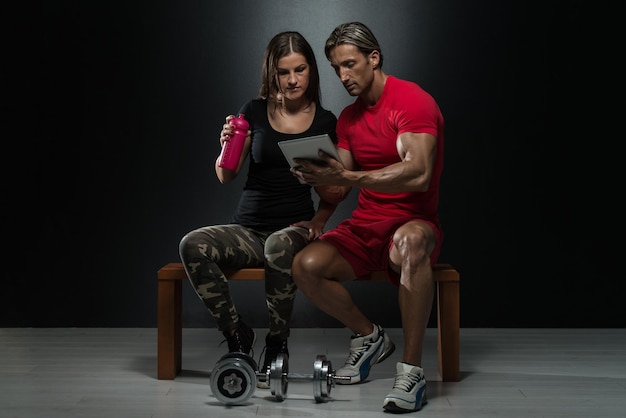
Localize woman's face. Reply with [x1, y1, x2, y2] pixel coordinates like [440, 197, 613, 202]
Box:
[276, 52, 310, 101]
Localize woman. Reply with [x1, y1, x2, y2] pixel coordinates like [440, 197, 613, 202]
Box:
[179, 31, 342, 388]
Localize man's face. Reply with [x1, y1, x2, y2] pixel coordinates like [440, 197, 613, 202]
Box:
[328, 44, 377, 97]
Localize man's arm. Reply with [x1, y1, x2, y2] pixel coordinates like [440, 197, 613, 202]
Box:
[307, 147, 354, 202]
[293, 132, 437, 193]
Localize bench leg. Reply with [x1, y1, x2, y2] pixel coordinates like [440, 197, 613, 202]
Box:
[436, 280, 460, 382]
[158, 278, 182, 379]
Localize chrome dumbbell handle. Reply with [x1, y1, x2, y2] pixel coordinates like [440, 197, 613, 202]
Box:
[268, 353, 347, 402]
[279, 372, 317, 381]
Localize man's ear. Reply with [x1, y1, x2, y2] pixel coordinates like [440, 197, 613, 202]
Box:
[369, 50, 381, 69]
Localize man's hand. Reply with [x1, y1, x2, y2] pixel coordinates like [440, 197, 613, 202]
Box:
[292, 150, 345, 185]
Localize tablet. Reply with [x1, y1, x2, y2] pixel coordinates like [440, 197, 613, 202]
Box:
[278, 134, 340, 173]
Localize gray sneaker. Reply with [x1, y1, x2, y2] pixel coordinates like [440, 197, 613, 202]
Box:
[383, 362, 427, 413]
[335, 324, 395, 384]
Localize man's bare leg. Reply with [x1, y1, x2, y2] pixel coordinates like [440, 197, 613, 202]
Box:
[399, 262, 434, 366]
[292, 240, 373, 335]
[392, 221, 437, 367]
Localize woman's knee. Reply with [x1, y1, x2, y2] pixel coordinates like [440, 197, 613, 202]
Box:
[178, 231, 197, 259]
[265, 228, 307, 258]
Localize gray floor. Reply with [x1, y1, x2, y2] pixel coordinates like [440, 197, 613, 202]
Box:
[1, 327, 625, 417]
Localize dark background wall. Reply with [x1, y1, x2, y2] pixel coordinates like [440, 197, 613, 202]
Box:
[4, 1, 621, 328]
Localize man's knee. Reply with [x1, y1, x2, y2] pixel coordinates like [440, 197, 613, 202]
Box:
[291, 248, 310, 277]
[393, 223, 435, 264]
[292, 245, 325, 284]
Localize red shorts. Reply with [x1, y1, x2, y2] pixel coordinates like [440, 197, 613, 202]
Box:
[319, 216, 443, 286]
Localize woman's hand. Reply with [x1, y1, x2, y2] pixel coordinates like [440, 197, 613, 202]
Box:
[219, 115, 236, 147]
[291, 221, 324, 240]
[216, 114, 252, 183]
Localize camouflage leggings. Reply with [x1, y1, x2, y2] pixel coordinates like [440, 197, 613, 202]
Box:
[178, 224, 310, 339]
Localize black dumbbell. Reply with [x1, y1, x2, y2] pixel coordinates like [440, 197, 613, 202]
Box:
[209, 352, 258, 405]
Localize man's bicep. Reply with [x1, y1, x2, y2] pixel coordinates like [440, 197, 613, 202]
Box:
[398, 132, 437, 170]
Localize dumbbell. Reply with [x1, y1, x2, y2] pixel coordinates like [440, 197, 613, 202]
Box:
[209, 352, 350, 405]
[267, 352, 351, 402]
[209, 353, 259, 405]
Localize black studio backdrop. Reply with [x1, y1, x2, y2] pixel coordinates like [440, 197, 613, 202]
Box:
[4, 1, 622, 328]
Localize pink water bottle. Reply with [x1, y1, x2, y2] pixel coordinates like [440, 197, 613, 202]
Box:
[218, 113, 249, 170]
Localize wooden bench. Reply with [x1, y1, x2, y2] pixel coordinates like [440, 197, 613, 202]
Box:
[157, 262, 461, 382]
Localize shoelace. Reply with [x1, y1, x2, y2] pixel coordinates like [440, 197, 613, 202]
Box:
[345, 339, 371, 365]
[393, 372, 420, 391]
[219, 332, 254, 356]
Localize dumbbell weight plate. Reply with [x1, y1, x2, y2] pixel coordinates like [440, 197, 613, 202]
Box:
[270, 353, 289, 401]
[313, 354, 332, 402]
[210, 353, 258, 405]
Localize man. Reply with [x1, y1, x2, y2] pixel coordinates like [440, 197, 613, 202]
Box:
[291, 22, 444, 413]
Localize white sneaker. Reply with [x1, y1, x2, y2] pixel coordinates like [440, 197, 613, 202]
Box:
[335, 324, 395, 384]
[383, 362, 427, 413]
